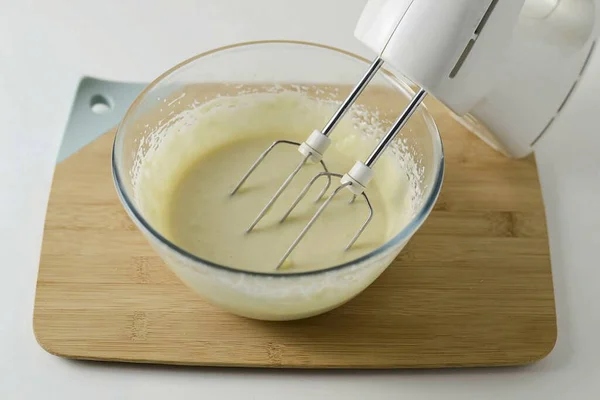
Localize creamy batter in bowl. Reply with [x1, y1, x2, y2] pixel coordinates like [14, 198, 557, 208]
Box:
[112, 41, 444, 321]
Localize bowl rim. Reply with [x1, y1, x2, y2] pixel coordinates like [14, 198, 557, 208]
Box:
[112, 39, 445, 278]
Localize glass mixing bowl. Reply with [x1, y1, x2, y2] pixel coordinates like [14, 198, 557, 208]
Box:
[112, 40, 444, 321]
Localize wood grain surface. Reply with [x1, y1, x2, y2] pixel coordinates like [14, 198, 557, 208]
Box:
[33, 93, 557, 369]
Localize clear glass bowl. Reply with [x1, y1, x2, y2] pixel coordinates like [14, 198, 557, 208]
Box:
[112, 40, 444, 321]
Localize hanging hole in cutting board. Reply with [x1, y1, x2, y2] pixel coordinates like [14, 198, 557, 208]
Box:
[90, 94, 113, 115]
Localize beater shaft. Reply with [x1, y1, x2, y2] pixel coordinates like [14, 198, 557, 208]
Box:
[321, 57, 384, 136]
[364, 88, 427, 167]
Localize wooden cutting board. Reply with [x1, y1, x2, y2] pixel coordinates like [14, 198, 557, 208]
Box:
[33, 94, 557, 369]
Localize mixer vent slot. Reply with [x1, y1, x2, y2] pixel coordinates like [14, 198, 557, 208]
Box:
[450, 0, 499, 79]
[475, 0, 499, 35]
[449, 39, 475, 78]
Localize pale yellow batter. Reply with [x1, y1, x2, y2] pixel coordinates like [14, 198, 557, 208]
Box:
[134, 90, 415, 273]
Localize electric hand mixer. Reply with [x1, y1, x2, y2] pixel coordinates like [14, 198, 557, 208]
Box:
[231, 0, 598, 269]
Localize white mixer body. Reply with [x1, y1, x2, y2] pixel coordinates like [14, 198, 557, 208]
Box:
[355, 0, 526, 115]
[355, 0, 598, 158]
[464, 0, 598, 158]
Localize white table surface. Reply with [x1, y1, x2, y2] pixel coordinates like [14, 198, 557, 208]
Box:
[1, 0, 599, 398]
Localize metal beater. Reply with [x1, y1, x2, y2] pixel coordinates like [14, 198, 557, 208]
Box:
[229, 52, 427, 269]
[273, 88, 427, 269]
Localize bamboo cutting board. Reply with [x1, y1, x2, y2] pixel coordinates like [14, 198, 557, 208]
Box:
[33, 90, 557, 369]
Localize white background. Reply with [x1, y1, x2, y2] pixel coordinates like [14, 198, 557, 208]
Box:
[1, 0, 599, 398]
